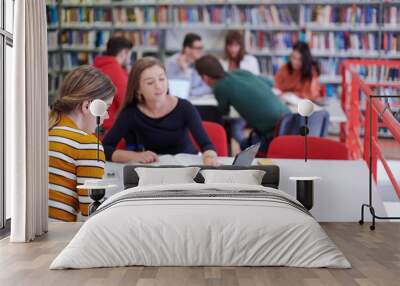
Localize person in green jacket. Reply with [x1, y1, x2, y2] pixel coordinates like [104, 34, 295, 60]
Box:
[194, 54, 291, 150]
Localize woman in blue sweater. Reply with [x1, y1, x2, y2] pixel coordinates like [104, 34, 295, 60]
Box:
[103, 57, 218, 165]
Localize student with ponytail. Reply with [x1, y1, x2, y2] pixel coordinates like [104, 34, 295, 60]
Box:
[48, 65, 115, 222]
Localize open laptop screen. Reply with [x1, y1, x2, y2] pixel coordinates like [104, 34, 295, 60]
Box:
[169, 79, 191, 99]
[232, 142, 261, 167]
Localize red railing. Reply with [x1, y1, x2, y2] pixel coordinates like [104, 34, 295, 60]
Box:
[340, 60, 400, 199]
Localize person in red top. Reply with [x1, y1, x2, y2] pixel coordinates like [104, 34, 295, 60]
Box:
[94, 36, 133, 131]
[275, 42, 322, 100]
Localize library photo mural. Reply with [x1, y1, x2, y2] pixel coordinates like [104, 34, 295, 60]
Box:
[46, 0, 399, 111]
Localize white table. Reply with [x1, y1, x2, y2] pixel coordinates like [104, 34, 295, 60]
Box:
[189, 94, 240, 119]
[104, 156, 387, 222]
[189, 94, 347, 123]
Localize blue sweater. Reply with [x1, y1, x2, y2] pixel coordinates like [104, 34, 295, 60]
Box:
[103, 98, 215, 160]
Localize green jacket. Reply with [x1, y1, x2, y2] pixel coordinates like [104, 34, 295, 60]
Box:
[213, 69, 291, 139]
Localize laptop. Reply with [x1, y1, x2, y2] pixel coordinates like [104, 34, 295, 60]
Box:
[232, 142, 261, 167]
[169, 79, 191, 99]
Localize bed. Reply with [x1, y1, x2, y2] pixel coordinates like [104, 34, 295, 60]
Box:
[50, 165, 350, 269]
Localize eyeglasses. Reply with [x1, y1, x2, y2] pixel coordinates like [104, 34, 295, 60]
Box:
[191, 45, 204, 51]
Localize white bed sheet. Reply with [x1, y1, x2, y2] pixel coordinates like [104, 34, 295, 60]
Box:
[50, 183, 350, 269]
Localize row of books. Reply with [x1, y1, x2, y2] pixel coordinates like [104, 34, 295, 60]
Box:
[383, 6, 400, 26]
[61, 7, 112, 24]
[51, 5, 400, 27]
[355, 65, 400, 82]
[49, 50, 159, 71]
[303, 5, 378, 26]
[61, 0, 110, 4]
[113, 7, 158, 25]
[160, 6, 226, 25]
[49, 30, 158, 50]
[60, 30, 111, 49]
[63, 52, 95, 70]
[306, 32, 379, 53]
[258, 56, 285, 76]
[226, 5, 296, 26]
[112, 31, 158, 47]
[382, 33, 399, 54]
[246, 31, 299, 51]
[49, 52, 95, 71]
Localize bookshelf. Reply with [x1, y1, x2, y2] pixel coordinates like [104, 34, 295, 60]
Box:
[46, 0, 400, 103]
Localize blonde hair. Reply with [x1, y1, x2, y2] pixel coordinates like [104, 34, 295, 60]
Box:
[49, 65, 116, 129]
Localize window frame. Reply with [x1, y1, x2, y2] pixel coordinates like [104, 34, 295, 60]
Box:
[0, 0, 13, 233]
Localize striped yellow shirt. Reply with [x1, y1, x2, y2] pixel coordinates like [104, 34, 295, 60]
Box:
[48, 115, 105, 222]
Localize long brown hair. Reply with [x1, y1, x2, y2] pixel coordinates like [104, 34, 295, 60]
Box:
[119, 57, 166, 111]
[49, 65, 116, 129]
[224, 30, 245, 66]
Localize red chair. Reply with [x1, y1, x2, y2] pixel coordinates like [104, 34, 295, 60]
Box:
[99, 132, 126, 150]
[191, 121, 228, 157]
[267, 135, 350, 160]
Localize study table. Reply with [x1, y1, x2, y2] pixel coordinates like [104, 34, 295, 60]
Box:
[189, 94, 347, 124]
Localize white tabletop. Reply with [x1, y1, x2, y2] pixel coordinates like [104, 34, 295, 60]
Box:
[188, 94, 347, 123]
[289, 176, 322, 181]
[189, 94, 240, 119]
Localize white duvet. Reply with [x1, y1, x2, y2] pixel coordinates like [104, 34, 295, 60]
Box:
[50, 183, 351, 269]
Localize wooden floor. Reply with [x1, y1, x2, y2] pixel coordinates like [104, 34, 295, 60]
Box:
[1, 222, 399, 286]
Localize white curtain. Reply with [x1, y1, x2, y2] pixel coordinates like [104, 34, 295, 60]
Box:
[8, 0, 48, 242]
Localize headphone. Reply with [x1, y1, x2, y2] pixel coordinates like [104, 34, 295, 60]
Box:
[89, 99, 108, 118]
[89, 99, 107, 161]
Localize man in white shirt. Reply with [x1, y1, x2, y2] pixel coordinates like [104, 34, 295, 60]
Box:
[165, 33, 212, 97]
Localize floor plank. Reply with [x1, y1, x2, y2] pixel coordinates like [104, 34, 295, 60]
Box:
[0, 222, 399, 286]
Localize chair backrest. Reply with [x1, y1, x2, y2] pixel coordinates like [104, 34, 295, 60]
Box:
[276, 110, 330, 137]
[267, 135, 350, 160]
[191, 121, 228, 156]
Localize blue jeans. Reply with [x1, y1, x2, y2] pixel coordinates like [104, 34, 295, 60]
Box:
[240, 131, 270, 153]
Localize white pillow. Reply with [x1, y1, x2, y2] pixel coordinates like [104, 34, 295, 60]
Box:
[135, 167, 200, 186]
[200, 169, 266, 185]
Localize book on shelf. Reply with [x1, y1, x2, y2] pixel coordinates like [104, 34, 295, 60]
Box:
[48, 31, 59, 50]
[48, 76, 61, 96]
[48, 53, 61, 71]
[46, 4, 58, 25]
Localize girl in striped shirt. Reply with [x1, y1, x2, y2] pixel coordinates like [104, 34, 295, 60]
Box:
[48, 66, 115, 222]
